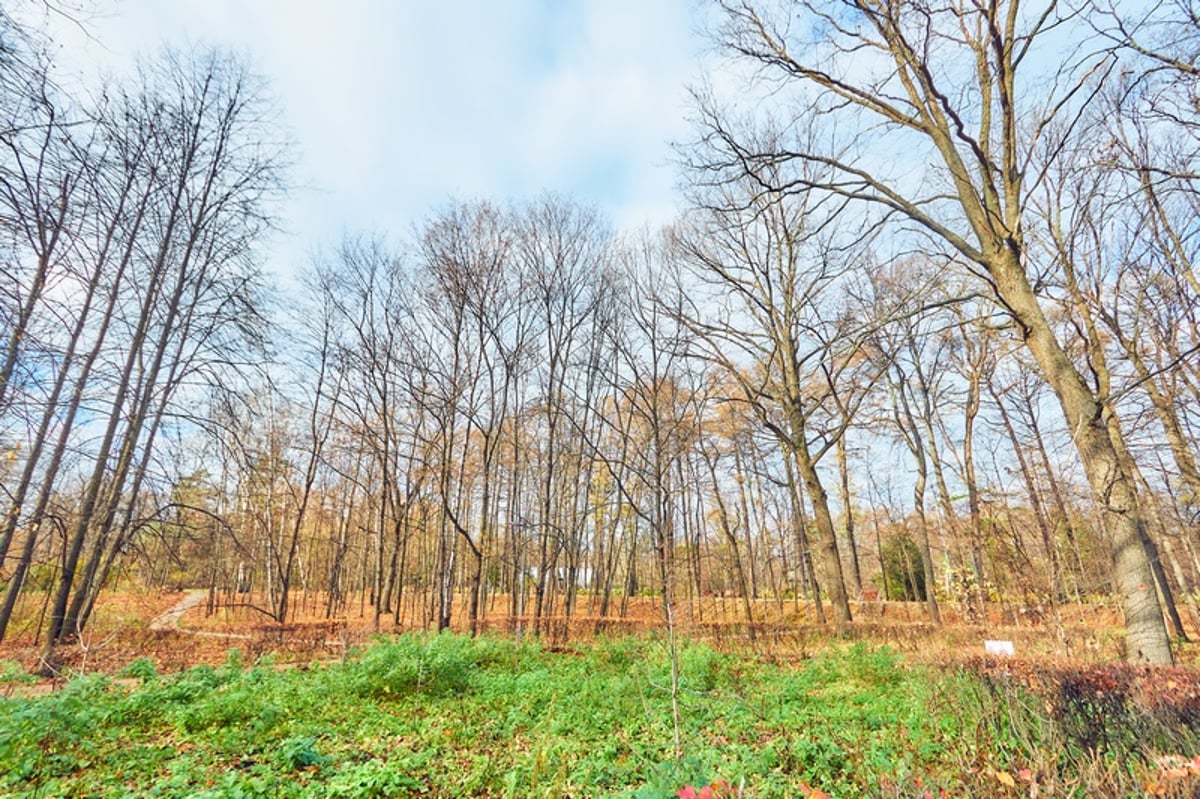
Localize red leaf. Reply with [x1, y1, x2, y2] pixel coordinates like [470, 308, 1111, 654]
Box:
[799, 783, 833, 799]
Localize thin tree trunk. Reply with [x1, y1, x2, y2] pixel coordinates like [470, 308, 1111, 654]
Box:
[837, 436, 863, 597]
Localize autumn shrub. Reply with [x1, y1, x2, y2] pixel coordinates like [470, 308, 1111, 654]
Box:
[631, 756, 720, 799]
[961, 657, 1200, 794]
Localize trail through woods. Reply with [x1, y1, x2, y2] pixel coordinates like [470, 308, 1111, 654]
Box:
[147, 591, 206, 632]
[149, 590, 252, 640]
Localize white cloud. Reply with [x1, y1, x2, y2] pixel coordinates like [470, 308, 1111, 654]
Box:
[39, 0, 710, 283]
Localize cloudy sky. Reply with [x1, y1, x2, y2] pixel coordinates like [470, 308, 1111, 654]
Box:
[41, 0, 712, 284]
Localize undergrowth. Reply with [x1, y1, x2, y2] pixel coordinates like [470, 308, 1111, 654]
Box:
[0, 635, 1197, 797]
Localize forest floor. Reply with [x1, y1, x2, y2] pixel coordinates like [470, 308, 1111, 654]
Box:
[3, 628, 1200, 797]
[3, 590, 1200, 796]
[1, 586, 1196, 687]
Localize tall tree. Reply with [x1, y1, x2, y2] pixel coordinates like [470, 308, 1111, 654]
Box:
[675, 149, 876, 628]
[703, 0, 1174, 662]
[514, 196, 612, 634]
[32, 47, 284, 665]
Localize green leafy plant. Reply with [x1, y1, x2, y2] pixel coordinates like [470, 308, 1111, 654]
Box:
[322, 758, 424, 798]
[2, 636, 1197, 797]
[118, 657, 158, 680]
[277, 735, 330, 771]
[0, 660, 35, 690]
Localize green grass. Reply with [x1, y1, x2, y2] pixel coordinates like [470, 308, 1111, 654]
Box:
[0, 635, 1195, 797]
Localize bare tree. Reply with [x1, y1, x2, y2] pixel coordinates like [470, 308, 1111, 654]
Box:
[28, 47, 285, 666]
[313, 237, 416, 630]
[675, 144, 881, 628]
[513, 196, 612, 634]
[418, 200, 530, 634]
[702, 0, 1174, 662]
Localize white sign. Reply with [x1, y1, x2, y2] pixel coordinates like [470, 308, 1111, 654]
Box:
[984, 640, 1015, 657]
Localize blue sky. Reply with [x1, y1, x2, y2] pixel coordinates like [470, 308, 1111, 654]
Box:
[42, 0, 710, 285]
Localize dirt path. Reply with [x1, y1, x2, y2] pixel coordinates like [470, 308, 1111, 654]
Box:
[149, 590, 253, 640]
[148, 590, 207, 632]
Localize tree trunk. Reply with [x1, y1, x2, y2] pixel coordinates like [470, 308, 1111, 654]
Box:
[791, 428, 851, 627]
[837, 436, 863, 597]
[992, 250, 1172, 664]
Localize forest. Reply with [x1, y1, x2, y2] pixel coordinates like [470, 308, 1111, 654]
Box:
[2, 0, 1200, 680]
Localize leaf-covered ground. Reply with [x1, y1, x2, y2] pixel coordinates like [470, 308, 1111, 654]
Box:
[2, 635, 1198, 797]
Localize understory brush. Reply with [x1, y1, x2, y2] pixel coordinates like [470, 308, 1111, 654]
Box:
[954, 658, 1200, 797]
[0, 635, 1197, 797]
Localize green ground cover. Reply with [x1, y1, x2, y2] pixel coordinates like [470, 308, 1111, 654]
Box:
[1, 635, 1197, 797]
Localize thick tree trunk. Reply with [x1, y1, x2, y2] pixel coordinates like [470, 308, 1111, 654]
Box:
[993, 251, 1172, 664]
